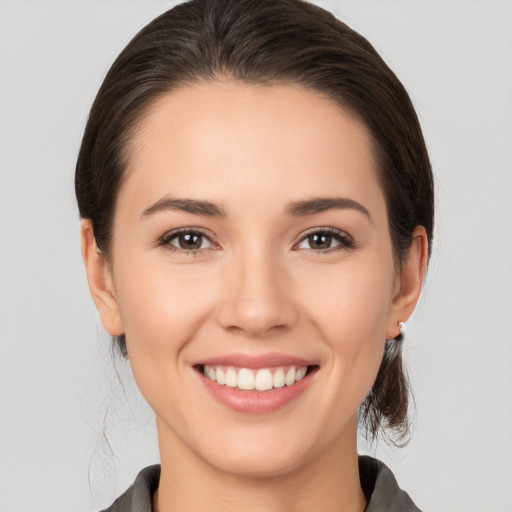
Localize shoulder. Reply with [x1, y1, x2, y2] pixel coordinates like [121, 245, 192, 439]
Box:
[100, 465, 161, 512]
[359, 455, 422, 512]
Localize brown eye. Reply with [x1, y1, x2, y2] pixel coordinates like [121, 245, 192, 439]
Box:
[176, 233, 203, 250]
[160, 230, 215, 252]
[296, 229, 354, 252]
[307, 233, 334, 250]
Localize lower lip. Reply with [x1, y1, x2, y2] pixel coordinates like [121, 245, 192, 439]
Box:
[198, 369, 315, 414]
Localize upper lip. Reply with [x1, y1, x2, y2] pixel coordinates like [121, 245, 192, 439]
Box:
[195, 352, 317, 369]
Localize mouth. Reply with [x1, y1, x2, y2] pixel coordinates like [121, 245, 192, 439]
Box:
[193, 355, 318, 413]
[197, 364, 317, 392]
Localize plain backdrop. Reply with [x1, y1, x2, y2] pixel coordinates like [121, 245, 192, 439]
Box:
[1, 1, 511, 511]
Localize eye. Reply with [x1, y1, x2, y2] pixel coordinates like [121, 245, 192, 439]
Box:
[160, 229, 217, 253]
[295, 228, 354, 252]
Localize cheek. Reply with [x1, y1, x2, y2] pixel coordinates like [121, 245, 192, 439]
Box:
[303, 255, 395, 338]
[115, 254, 215, 340]
[111, 260, 221, 431]
[111, 256, 217, 385]
[301, 257, 394, 398]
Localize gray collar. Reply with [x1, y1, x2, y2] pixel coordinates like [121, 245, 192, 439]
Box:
[101, 456, 421, 512]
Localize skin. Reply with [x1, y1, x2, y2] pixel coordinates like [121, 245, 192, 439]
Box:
[82, 81, 428, 512]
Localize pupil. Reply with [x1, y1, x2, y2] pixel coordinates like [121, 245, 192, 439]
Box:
[309, 233, 331, 249]
[179, 233, 202, 249]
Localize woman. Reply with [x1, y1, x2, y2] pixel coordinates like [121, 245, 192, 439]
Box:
[76, 0, 433, 510]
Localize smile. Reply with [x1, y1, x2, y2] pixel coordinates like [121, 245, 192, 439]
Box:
[203, 365, 308, 392]
[194, 354, 318, 413]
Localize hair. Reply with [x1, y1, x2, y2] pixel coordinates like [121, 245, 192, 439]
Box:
[75, 0, 434, 442]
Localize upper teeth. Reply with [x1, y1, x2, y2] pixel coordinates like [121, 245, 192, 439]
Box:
[203, 365, 308, 391]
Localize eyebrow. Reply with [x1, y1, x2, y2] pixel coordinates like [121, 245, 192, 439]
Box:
[141, 198, 227, 218]
[141, 196, 371, 221]
[285, 197, 372, 221]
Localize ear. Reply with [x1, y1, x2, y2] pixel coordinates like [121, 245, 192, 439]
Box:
[80, 219, 124, 336]
[386, 226, 429, 339]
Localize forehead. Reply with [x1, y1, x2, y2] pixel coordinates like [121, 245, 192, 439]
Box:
[121, 80, 385, 218]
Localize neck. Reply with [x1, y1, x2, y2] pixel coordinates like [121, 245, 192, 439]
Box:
[153, 417, 366, 512]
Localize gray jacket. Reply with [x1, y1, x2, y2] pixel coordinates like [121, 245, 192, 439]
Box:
[101, 456, 421, 512]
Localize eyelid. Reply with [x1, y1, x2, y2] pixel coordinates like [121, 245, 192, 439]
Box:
[293, 227, 355, 251]
[157, 226, 354, 254]
[158, 227, 220, 253]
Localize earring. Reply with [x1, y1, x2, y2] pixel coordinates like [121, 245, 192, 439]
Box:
[395, 321, 405, 341]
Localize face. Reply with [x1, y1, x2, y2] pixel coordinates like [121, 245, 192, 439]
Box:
[92, 81, 408, 477]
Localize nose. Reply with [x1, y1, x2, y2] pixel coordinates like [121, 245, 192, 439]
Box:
[216, 248, 299, 337]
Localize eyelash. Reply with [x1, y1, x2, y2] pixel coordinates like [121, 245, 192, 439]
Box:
[159, 228, 218, 256]
[293, 227, 355, 254]
[158, 227, 355, 255]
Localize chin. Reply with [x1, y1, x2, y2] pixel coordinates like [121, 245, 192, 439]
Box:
[204, 446, 308, 479]
[189, 418, 344, 479]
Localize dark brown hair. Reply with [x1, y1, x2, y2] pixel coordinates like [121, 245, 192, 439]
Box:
[75, 0, 434, 442]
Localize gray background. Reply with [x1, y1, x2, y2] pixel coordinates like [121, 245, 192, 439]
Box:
[1, 1, 511, 511]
